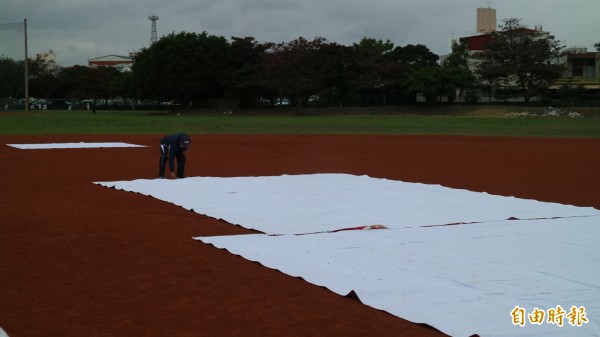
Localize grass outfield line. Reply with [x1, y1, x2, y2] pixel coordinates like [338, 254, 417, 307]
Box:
[0, 108, 599, 137]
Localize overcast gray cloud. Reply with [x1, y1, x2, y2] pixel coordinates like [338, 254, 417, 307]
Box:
[1, 0, 598, 67]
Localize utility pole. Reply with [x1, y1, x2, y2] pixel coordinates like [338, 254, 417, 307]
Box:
[24, 18, 29, 112]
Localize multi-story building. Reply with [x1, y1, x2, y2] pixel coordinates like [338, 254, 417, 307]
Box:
[36, 50, 57, 64]
[87, 54, 134, 72]
[455, 6, 599, 100]
[552, 47, 600, 90]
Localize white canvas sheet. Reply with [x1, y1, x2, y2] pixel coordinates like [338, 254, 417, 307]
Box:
[95, 174, 598, 235]
[7, 142, 147, 149]
[198, 216, 600, 337]
[95, 174, 600, 336]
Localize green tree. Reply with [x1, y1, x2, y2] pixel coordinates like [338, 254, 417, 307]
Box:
[474, 18, 564, 103]
[55, 65, 119, 100]
[347, 37, 397, 105]
[132, 31, 231, 104]
[262, 37, 346, 106]
[405, 65, 472, 103]
[106, 72, 132, 99]
[595, 42, 600, 51]
[312, 41, 353, 106]
[0, 57, 23, 99]
[390, 44, 438, 67]
[28, 54, 59, 98]
[441, 41, 476, 102]
[349, 37, 394, 89]
[443, 41, 469, 69]
[55, 65, 86, 98]
[557, 83, 586, 106]
[229, 36, 273, 107]
[405, 66, 442, 102]
[389, 44, 439, 103]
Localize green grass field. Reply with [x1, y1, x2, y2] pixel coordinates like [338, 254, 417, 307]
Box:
[1, 107, 599, 137]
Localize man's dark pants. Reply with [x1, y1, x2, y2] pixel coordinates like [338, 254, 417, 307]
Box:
[159, 145, 186, 178]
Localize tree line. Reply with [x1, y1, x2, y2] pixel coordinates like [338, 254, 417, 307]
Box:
[1, 18, 595, 109]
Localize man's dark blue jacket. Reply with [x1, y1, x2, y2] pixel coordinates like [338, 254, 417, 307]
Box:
[160, 133, 190, 172]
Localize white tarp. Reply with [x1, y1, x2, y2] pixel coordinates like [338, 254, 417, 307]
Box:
[95, 174, 600, 337]
[95, 174, 598, 235]
[7, 142, 147, 149]
[198, 216, 599, 337]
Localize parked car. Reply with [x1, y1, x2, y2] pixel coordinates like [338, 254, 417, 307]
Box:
[274, 98, 290, 106]
[161, 101, 182, 106]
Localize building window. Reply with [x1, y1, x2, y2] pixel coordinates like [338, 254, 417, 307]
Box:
[572, 60, 583, 77]
[585, 64, 595, 79]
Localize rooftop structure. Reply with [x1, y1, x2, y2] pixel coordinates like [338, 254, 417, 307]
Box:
[477, 6, 496, 33]
[88, 54, 134, 72]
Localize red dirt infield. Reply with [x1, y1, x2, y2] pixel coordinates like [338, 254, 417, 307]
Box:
[1, 134, 599, 337]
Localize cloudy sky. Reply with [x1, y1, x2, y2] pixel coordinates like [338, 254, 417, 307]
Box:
[1, 0, 598, 67]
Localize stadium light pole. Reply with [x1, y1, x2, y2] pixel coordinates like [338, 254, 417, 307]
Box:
[24, 18, 29, 112]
